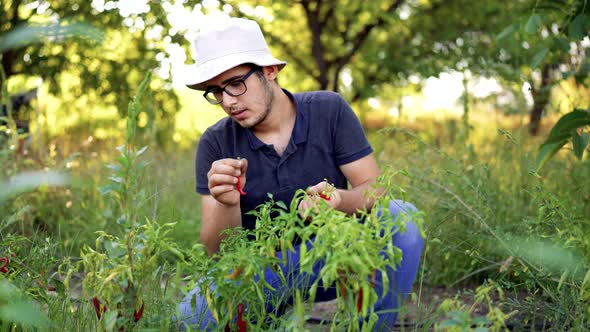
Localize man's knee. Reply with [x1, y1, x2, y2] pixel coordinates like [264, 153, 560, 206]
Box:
[397, 219, 424, 251]
[387, 200, 423, 251]
[388, 199, 418, 217]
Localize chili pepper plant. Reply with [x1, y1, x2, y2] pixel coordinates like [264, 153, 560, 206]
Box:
[0, 61, 70, 330]
[183, 170, 424, 331]
[65, 73, 185, 332]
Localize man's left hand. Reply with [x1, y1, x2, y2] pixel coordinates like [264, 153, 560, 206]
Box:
[298, 181, 342, 217]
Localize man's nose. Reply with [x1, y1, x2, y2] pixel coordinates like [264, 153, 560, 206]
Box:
[221, 91, 238, 107]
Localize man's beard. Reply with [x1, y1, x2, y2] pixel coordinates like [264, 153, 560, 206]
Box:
[241, 80, 274, 129]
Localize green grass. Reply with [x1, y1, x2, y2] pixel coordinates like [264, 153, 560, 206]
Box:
[1, 112, 589, 330]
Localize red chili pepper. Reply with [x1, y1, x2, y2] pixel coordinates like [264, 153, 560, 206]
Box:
[236, 177, 247, 196]
[225, 323, 231, 332]
[338, 279, 347, 298]
[92, 297, 107, 320]
[318, 192, 331, 201]
[0, 256, 9, 273]
[134, 301, 144, 322]
[92, 297, 143, 323]
[356, 288, 363, 313]
[224, 266, 244, 280]
[237, 303, 247, 332]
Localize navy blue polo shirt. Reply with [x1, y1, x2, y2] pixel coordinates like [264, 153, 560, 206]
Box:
[195, 89, 373, 232]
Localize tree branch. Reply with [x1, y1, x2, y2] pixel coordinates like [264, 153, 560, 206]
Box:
[301, 0, 329, 89]
[265, 33, 317, 78]
[341, 4, 365, 43]
[331, 0, 405, 92]
[320, 1, 335, 26]
[10, 0, 23, 27]
[336, 0, 405, 70]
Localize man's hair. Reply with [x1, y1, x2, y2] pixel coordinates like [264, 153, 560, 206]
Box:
[244, 63, 280, 86]
[244, 63, 262, 76]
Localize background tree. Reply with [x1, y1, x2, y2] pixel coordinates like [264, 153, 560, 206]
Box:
[219, 0, 406, 93]
[1, 0, 201, 146]
[347, 0, 526, 132]
[215, 0, 587, 137]
[478, 0, 589, 135]
[216, 0, 529, 129]
[3, 0, 586, 142]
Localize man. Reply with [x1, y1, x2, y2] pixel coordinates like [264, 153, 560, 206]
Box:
[178, 17, 423, 331]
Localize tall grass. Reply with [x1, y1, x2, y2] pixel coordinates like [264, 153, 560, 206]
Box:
[372, 114, 589, 328]
[2, 102, 589, 329]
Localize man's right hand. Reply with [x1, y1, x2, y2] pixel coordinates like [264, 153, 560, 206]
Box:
[207, 158, 248, 206]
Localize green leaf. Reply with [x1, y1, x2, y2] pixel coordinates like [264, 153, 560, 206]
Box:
[98, 184, 117, 195]
[190, 293, 197, 312]
[497, 128, 517, 144]
[0, 171, 69, 201]
[104, 240, 126, 259]
[501, 235, 585, 279]
[496, 24, 515, 40]
[0, 21, 103, 52]
[546, 110, 590, 142]
[536, 110, 590, 170]
[473, 328, 490, 332]
[0, 301, 49, 328]
[525, 14, 542, 34]
[472, 315, 492, 326]
[109, 176, 123, 183]
[105, 164, 120, 171]
[536, 139, 568, 172]
[568, 14, 588, 40]
[572, 132, 589, 160]
[276, 200, 288, 210]
[553, 36, 570, 52]
[0, 280, 16, 299]
[531, 47, 549, 68]
[101, 310, 118, 332]
[136, 145, 149, 157]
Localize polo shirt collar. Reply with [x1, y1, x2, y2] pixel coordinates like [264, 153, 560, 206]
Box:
[245, 88, 308, 150]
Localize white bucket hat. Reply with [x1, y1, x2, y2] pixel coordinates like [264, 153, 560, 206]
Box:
[185, 17, 287, 90]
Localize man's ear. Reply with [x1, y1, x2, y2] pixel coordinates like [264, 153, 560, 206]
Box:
[262, 65, 279, 81]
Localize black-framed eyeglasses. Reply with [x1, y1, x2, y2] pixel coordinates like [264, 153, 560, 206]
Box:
[203, 67, 259, 105]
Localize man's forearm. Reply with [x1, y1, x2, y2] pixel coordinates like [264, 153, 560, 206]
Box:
[335, 180, 384, 215]
[200, 200, 242, 255]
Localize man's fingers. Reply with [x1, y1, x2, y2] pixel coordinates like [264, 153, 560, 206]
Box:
[299, 195, 317, 210]
[297, 200, 310, 216]
[239, 158, 248, 173]
[206, 158, 247, 206]
[307, 182, 326, 195]
[225, 158, 245, 168]
[212, 159, 245, 172]
[208, 174, 237, 189]
[211, 162, 241, 176]
[209, 184, 235, 197]
[306, 185, 318, 195]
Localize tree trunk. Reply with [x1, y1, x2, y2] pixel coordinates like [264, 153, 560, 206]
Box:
[528, 64, 553, 136]
[300, 0, 330, 90]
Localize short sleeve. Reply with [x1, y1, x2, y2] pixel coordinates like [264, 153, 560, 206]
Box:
[333, 96, 373, 165]
[195, 132, 219, 194]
